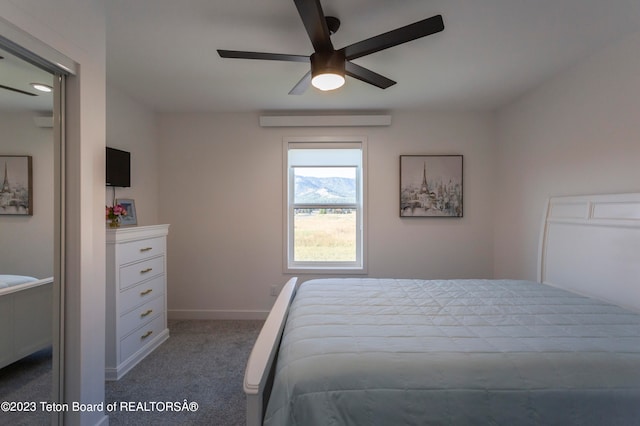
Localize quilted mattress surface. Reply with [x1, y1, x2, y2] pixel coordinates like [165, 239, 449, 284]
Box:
[264, 278, 640, 425]
[0, 274, 37, 289]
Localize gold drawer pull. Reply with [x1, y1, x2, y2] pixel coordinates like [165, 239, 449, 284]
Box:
[140, 247, 153, 252]
[140, 268, 153, 274]
[140, 288, 153, 296]
[141, 330, 153, 339]
[140, 309, 153, 318]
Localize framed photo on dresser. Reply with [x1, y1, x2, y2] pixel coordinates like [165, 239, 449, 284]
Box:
[116, 198, 137, 226]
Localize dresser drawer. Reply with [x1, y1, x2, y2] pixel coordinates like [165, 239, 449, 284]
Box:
[119, 295, 164, 337]
[120, 313, 166, 362]
[120, 275, 164, 314]
[118, 237, 165, 265]
[119, 256, 164, 290]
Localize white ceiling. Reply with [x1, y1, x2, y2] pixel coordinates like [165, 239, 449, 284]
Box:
[102, 0, 639, 113]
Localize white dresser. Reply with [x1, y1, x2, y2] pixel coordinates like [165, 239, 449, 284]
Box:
[105, 224, 170, 380]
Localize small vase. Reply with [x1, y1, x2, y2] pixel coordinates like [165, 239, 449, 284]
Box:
[108, 219, 120, 228]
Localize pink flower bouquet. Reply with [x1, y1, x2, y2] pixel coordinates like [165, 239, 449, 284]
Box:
[106, 204, 127, 227]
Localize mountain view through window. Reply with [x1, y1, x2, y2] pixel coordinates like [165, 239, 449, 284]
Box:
[293, 167, 357, 262]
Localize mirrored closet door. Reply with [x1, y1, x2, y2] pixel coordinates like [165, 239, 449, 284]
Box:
[0, 43, 65, 425]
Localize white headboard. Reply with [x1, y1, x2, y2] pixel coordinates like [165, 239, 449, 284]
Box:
[538, 193, 640, 312]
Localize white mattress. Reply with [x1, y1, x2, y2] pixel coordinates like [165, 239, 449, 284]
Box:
[264, 278, 640, 425]
[0, 274, 38, 289]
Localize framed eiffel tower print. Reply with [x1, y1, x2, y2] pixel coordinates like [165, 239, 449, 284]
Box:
[0, 155, 33, 215]
[400, 155, 463, 217]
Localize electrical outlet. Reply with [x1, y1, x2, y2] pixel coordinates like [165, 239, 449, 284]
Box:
[270, 285, 279, 296]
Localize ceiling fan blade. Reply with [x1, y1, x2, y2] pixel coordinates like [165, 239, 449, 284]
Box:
[294, 0, 333, 52]
[217, 50, 309, 63]
[288, 71, 312, 95]
[0, 84, 37, 96]
[345, 61, 396, 89]
[341, 15, 444, 60]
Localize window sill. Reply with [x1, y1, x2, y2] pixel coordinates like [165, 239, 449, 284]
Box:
[285, 265, 368, 275]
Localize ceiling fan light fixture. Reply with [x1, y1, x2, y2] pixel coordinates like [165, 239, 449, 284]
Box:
[218, 0, 445, 95]
[311, 72, 345, 91]
[30, 83, 52, 93]
[310, 51, 346, 92]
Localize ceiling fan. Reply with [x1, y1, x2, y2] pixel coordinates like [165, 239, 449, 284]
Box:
[0, 55, 45, 97]
[0, 84, 38, 96]
[217, 0, 444, 94]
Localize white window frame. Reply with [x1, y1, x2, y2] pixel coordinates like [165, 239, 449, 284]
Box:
[283, 136, 367, 274]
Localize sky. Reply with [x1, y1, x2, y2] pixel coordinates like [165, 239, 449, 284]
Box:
[293, 166, 356, 179]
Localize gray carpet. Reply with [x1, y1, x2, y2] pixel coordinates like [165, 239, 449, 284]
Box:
[106, 319, 263, 425]
[0, 320, 263, 426]
[0, 347, 52, 426]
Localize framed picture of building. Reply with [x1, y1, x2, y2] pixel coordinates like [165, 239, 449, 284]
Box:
[0, 155, 33, 215]
[400, 155, 463, 217]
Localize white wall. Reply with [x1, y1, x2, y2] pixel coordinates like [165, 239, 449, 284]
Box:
[1, 2, 107, 425]
[494, 30, 640, 280]
[106, 84, 159, 225]
[157, 110, 497, 318]
[0, 112, 53, 278]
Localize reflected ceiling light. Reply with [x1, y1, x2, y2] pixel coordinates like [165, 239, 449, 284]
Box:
[30, 83, 52, 93]
[310, 51, 345, 92]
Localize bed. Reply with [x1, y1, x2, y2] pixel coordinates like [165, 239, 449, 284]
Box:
[244, 193, 640, 425]
[0, 275, 53, 369]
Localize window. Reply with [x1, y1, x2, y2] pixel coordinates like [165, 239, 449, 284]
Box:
[284, 137, 366, 273]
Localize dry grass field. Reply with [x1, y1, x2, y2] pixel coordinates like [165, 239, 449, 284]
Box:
[294, 210, 356, 261]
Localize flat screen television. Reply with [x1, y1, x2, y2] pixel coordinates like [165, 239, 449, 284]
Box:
[106, 147, 131, 187]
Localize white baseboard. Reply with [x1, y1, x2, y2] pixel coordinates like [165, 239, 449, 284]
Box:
[168, 309, 269, 321]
